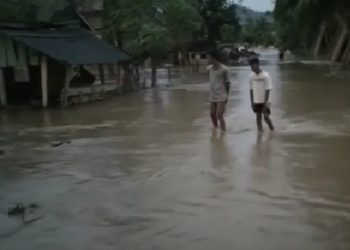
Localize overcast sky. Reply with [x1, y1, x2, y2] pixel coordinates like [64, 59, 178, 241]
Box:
[238, 0, 274, 12]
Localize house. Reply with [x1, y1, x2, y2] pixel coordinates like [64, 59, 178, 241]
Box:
[0, 21, 131, 108]
[185, 41, 213, 72]
[77, 0, 104, 38]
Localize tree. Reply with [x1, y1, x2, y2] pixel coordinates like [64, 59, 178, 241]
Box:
[239, 16, 275, 46]
[0, 0, 38, 22]
[196, 0, 241, 45]
[274, 0, 350, 60]
[104, 0, 201, 87]
[0, 0, 76, 22]
[221, 24, 240, 43]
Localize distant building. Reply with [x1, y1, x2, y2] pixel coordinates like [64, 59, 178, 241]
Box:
[186, 41, 213, 68]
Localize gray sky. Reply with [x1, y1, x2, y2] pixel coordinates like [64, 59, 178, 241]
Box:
[237, 0, 274, 12]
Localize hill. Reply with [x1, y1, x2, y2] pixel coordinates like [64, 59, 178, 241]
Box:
[235, 5, 273, 24]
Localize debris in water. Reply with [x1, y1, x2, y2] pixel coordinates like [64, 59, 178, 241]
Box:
[7, 203, 40, 216]
[7, 204, 25, 216]
[24, 216, 44, 224]
[29, 203, 39, 209]
[51, 140, 71, 147]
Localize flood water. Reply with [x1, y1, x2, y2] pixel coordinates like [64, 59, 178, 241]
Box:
[1, 49, 350, 250]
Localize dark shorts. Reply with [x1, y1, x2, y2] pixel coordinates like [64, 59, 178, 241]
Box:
[253, 103, 271, 115]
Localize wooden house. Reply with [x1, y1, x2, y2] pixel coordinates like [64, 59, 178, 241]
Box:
[186, 41, 212, 72]
[0, 21, 130, 108]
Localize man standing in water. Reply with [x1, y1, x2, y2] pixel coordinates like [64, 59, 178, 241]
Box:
[208, 51, 230, 131]
[249, 58, 274, 132]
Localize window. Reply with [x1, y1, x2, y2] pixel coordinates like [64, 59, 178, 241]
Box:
[200, 53, 207, 59]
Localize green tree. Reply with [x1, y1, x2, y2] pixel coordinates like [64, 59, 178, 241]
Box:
[221, 23, 240, 43]
[0, 0, 76, 22]
[274, 0, 350, 57]
[240, 16, 274, 46]
[104, 0, 201, 87]
[196, 0, 241, 45]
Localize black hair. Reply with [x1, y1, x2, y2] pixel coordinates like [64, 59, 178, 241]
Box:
[249, 57, 260, 65]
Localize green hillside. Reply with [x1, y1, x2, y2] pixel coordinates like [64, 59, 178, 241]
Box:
[236, 5, 273, 24]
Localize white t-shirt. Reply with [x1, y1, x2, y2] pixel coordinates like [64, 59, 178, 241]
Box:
[207, 64, 229, 102]
[249, 71, 272, 104]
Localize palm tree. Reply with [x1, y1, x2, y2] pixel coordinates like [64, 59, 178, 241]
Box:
[274, 0, 350, 63]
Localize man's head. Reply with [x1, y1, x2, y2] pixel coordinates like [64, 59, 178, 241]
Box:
[249, 58, 261, 73]
[209, 50, 222, 65]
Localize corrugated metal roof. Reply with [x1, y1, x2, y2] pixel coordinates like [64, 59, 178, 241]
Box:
[0, 27, 131, 65]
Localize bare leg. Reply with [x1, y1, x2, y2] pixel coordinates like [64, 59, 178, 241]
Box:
[217, 102, 226, 131]
[264, 113, 274, 131]
[210, 102, 218, 129]
[256, 113, 263, 132]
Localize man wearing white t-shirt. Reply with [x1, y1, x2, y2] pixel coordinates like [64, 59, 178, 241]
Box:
[248, 58, 274, 132]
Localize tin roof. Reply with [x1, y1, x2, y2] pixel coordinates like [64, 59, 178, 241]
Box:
[0, 26, 130, 65]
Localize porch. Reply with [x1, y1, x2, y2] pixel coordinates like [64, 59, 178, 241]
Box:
[0, 22, 131, 108]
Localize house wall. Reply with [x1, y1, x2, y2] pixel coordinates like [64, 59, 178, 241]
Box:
[189, 52, 209, 65]
[47, 58, 66, 101]
[3, 66, 41, 104]
[3, 61, 67, 105]
[0, 35, 67, 105]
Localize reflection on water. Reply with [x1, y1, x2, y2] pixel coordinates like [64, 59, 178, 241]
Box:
[1, 49, 350, 250]
[252, 132, 273, 168]
[210, 131, 230, 170]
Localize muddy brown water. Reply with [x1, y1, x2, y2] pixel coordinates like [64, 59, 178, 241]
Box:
[1, 50, 350, 250]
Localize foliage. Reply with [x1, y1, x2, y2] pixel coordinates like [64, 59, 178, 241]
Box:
[0, 0, 37, 22]
[221, 23, 240, 43]
[127, 24, 172, 59]
[274, 0, 350, 52]
[104, 0, 201, 59]
[235, 5, 273, 24]
[241, 16, 275, 46]
[195, 0, 241, 44]
[0, 0, 72, 22]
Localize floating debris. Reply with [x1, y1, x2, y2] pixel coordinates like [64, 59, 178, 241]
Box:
[24, 216, 44, 225]
[7, 204, 25, 216]
[51, 140, 71, 148]
[7, 203, 39, 217]
[29, 203, 39, 209]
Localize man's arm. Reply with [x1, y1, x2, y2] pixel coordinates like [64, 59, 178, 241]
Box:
[206, 65, 212, 79]
[249, 76, 254, 109]
[223, 69, 230, 93]
[264, 73, 272, 108]
[264, 90, 270, 106]
[250, 89, 254, 108]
